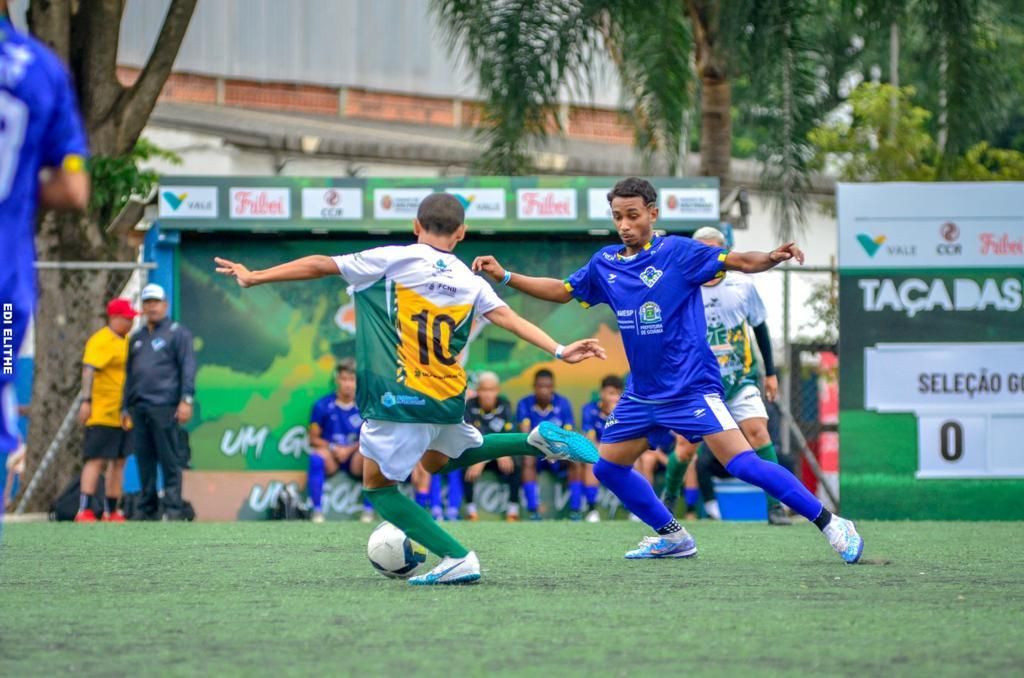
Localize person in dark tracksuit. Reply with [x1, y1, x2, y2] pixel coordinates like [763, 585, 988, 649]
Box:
[121, 283, 196, 520]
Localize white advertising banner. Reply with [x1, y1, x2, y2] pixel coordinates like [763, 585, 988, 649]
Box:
[444, 188, 506, 219]
[301, 188, 363, 220]
[373, 188, 433, 220]
[837, 182, 1024, 269]
[159, 186, 218, 218]
[657, 188, 719, 221]
[229, 188, 291, 219]
[865, 342, 1024, 478]
[516, 189, 577, 220]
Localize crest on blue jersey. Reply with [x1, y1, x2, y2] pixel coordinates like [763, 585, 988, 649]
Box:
[639, 302, 662, 324]
[639, 266, 663, 288]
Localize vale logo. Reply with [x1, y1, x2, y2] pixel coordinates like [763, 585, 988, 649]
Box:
[856, 233, 887, 257]
[162, 191, 187, 211]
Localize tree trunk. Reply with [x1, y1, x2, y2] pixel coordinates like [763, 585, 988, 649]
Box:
[699, 74, 732, 184]
[686, 0, 732, 184]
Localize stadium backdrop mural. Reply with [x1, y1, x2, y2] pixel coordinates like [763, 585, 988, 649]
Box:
[178, 234, 633, 517]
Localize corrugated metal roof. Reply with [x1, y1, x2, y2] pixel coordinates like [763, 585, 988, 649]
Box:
[118, 0, 623, 107]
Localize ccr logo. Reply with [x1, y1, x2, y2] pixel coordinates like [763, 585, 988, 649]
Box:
[936, 222, 962, 255]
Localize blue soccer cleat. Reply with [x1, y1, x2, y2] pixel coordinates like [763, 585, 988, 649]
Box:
[528, 421, 599, 464]
[624, 534, 698, 559]
[823, 516, 864, 564]
[408, 551, 481, 586]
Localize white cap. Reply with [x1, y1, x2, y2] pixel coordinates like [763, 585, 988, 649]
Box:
[141, 283, 166, 301]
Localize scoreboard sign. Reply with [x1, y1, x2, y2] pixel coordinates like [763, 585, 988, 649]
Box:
[838, 182, 1024, 519]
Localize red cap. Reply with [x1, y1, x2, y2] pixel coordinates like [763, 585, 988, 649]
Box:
[106, 298, 138, 319]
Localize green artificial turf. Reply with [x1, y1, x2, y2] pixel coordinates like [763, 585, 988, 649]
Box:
[1, 520, 1021, 676]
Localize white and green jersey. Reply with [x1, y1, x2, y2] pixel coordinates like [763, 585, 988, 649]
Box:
[332, 244, 507, 424]
[701, 273, 768, 400]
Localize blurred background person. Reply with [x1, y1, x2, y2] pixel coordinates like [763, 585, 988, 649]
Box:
[580, 375, 627, 522]
[660, 227, 790, 525]
[74, 298, 136, 522]
[464, 371, 520, 521]
[517, 369, 576, 520]
[307, 359, 372, 523]
[121, 283, 195, 521]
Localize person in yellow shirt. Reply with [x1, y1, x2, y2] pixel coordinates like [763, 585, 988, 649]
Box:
[75, 298, 137, 522]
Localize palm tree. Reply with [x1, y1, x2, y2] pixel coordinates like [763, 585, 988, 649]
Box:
[432, 0, 821, 240]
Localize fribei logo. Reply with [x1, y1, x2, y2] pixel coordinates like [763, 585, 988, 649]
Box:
[639, 266, 663, 288]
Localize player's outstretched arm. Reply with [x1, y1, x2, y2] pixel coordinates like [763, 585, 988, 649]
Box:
[484, 306, 606, 364]
[472, 255, 572, 303]
[724, 242, 805, 273]
[39, 166, 90, 211]
[214, 255, 339, 287]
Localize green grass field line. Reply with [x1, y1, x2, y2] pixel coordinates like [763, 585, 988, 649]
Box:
[2, 521, 1022, 676]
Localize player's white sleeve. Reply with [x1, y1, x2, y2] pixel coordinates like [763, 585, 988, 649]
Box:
[331, 246, 400, 290]
[745, 278, 768, 326]
[473, 278, 508, 316]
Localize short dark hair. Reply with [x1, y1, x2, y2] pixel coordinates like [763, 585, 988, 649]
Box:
[600, 375, 624, 391]
[534, 368, 554, 383]
[417, 193, 465, 235]
[607, 177, 657, 207]
[336, 358, 356, 376]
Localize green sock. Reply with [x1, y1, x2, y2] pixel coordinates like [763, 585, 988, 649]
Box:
[363, 486, 469, 558]
[754, 443, 782, 509]
[437, 433, 539, 474]
[662, 451, 687, 499]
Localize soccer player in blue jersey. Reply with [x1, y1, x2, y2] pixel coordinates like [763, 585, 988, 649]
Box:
[473, 177, 863, 563]
[517, 369, 580, 520]
[0, 4, 90, 520]
[580, 374, 626, 522]
[307, 359, 374, 524]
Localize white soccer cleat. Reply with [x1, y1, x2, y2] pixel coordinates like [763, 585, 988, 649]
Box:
[359, 509, 375, 524]
[823, 516, 865, 564]
[311, 511, 326, 524]
[408, 551, 481, 586]
[527, 421, 599, 464]
[585, 509, 601, 523]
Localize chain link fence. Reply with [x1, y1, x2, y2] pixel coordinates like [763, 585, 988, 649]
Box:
[10, 261, 153, 516]
[756, 265, 839, 511]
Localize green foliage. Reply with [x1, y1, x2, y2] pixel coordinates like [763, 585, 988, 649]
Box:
[800, 274, 839, 344]
[809, 83, 937, 181]
[950, 142, 1024, 180]
[87, 137, 181, 227]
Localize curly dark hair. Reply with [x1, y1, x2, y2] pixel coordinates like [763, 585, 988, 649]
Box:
[607, 177, 657, 207]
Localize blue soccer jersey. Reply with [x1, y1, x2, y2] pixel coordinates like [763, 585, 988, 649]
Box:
[517, 393, 575, 431]
[565, 235, 726, 402]
[0, 18, 88, 453]
[565, 235, 741, 444]
[581, 401, 610, 442]
[310, 394, 363, 446]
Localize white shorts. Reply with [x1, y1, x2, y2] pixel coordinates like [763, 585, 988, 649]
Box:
[359, 419, 484, 482]
[727, 384, 768, 422]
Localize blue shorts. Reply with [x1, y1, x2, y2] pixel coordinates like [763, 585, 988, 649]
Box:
[601, 393, 738, 445]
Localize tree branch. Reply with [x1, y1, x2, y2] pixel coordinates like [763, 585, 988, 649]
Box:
[27, 0, 72, 62]
[73, 0, 126, 128]
[117, 0, 197, 154]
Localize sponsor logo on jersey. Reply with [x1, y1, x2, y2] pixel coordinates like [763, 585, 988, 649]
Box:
[151, 337, 167, 351]
[693, 408, 707, 418]
[607, 273, 617, 283]
[639, 266, 663, 288]
[380, 392, 426, 408]
[639, 302, 662, 324]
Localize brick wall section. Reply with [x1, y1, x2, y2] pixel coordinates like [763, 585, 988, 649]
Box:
[344, 89, 454, 127]
[225, 80, 338, 115]
[121, 67, 633, 144]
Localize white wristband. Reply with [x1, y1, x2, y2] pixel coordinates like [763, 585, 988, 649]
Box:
[554, 344, 566, 360]
[500, 270, 512, 286]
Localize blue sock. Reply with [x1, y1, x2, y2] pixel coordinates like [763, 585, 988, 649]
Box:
[725, 450, 823, 521]
[569, 480, 583, 511]
[446, 471, 464, 519]
[523, 481, 539, 511]
[363, 498, 373, 511]
[430, 475, 443, 510]
[584, 485, 599, 509]
[594, 458, 675, 532]
[307, 454, 326, 511]
[415, 491, 430, 507]
[684, 488, 700, 509]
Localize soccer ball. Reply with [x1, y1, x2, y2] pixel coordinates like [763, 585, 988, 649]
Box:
[367, 521, 428, 579]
